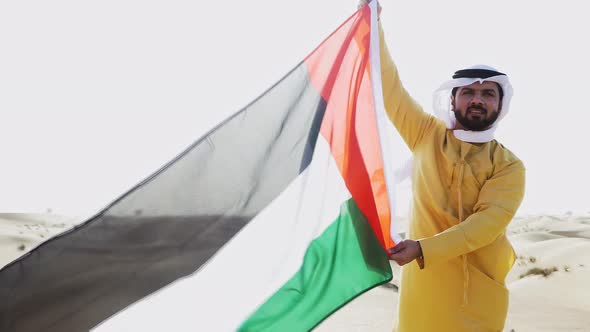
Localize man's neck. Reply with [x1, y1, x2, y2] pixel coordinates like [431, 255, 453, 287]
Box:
[453, 123, 494, 132]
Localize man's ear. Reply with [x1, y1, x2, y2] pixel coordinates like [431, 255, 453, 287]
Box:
[450, 95, 456, 109]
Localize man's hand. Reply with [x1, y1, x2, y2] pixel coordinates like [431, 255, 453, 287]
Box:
[388, 240, 422, 266]
[357, 0, 382, 15]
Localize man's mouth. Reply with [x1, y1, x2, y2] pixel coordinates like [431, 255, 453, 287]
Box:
[467, 107, 486, 115]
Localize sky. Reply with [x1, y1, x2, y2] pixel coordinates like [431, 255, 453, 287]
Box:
[1, 0, 588, 217]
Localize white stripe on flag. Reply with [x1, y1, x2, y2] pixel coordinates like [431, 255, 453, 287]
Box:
[93, 135, 352, 332]
[369, 0, 407, 243]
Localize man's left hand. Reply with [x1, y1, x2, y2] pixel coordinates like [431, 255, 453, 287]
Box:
[388, 240, 422, 266]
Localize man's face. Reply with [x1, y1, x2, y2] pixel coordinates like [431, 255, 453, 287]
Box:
[451, 81, 502, 131]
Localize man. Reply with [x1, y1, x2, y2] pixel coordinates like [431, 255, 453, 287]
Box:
[364, 1, 526, 331]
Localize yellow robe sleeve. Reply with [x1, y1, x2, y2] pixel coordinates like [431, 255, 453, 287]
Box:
[379, 24, 438, 151]
[418, 160, 526, 268]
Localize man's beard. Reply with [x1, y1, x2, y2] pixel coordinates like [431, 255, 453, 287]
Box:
[453, 105, 500, 131]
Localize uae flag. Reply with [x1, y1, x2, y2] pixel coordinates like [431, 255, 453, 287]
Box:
[0, 2, 404, 331]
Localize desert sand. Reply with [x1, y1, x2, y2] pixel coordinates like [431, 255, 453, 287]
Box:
[1, 213, 589, 331]
[0, 213, 80, 269]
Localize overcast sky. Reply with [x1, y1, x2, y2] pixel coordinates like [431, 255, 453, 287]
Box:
[1, 0, 588, 217]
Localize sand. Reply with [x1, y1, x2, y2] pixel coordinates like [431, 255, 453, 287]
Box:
[0, 213, 80, 269]
[1, 213, 589, 331]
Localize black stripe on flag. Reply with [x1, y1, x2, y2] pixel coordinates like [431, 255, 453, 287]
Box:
[0, 63, 326, 332]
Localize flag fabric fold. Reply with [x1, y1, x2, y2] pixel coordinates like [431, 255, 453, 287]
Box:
[0, 2, 402, 331]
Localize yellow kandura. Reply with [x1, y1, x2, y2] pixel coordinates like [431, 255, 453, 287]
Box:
[379, 25, 526, 332]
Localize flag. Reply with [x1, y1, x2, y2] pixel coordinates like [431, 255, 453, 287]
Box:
[0, 2, 403, 331]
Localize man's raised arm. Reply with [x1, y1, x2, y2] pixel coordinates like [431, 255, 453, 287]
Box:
[378, 22, 440, 151]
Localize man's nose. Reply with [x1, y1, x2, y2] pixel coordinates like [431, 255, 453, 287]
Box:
[470, 93, 484, 105]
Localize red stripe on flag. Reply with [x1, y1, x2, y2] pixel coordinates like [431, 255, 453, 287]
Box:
[304, 6, 395, 250]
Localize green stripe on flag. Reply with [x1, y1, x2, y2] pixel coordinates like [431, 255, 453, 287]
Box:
[239, 198, 392, 331]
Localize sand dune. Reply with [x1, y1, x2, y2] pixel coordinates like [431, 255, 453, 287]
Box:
[1, 213, 589, 331]
[0, 213, 80, 269]
[502, 214, 590, 332]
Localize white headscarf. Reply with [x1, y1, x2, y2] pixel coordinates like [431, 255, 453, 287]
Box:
[396, 65, 514, 184]
[432, 64, 514, 143]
